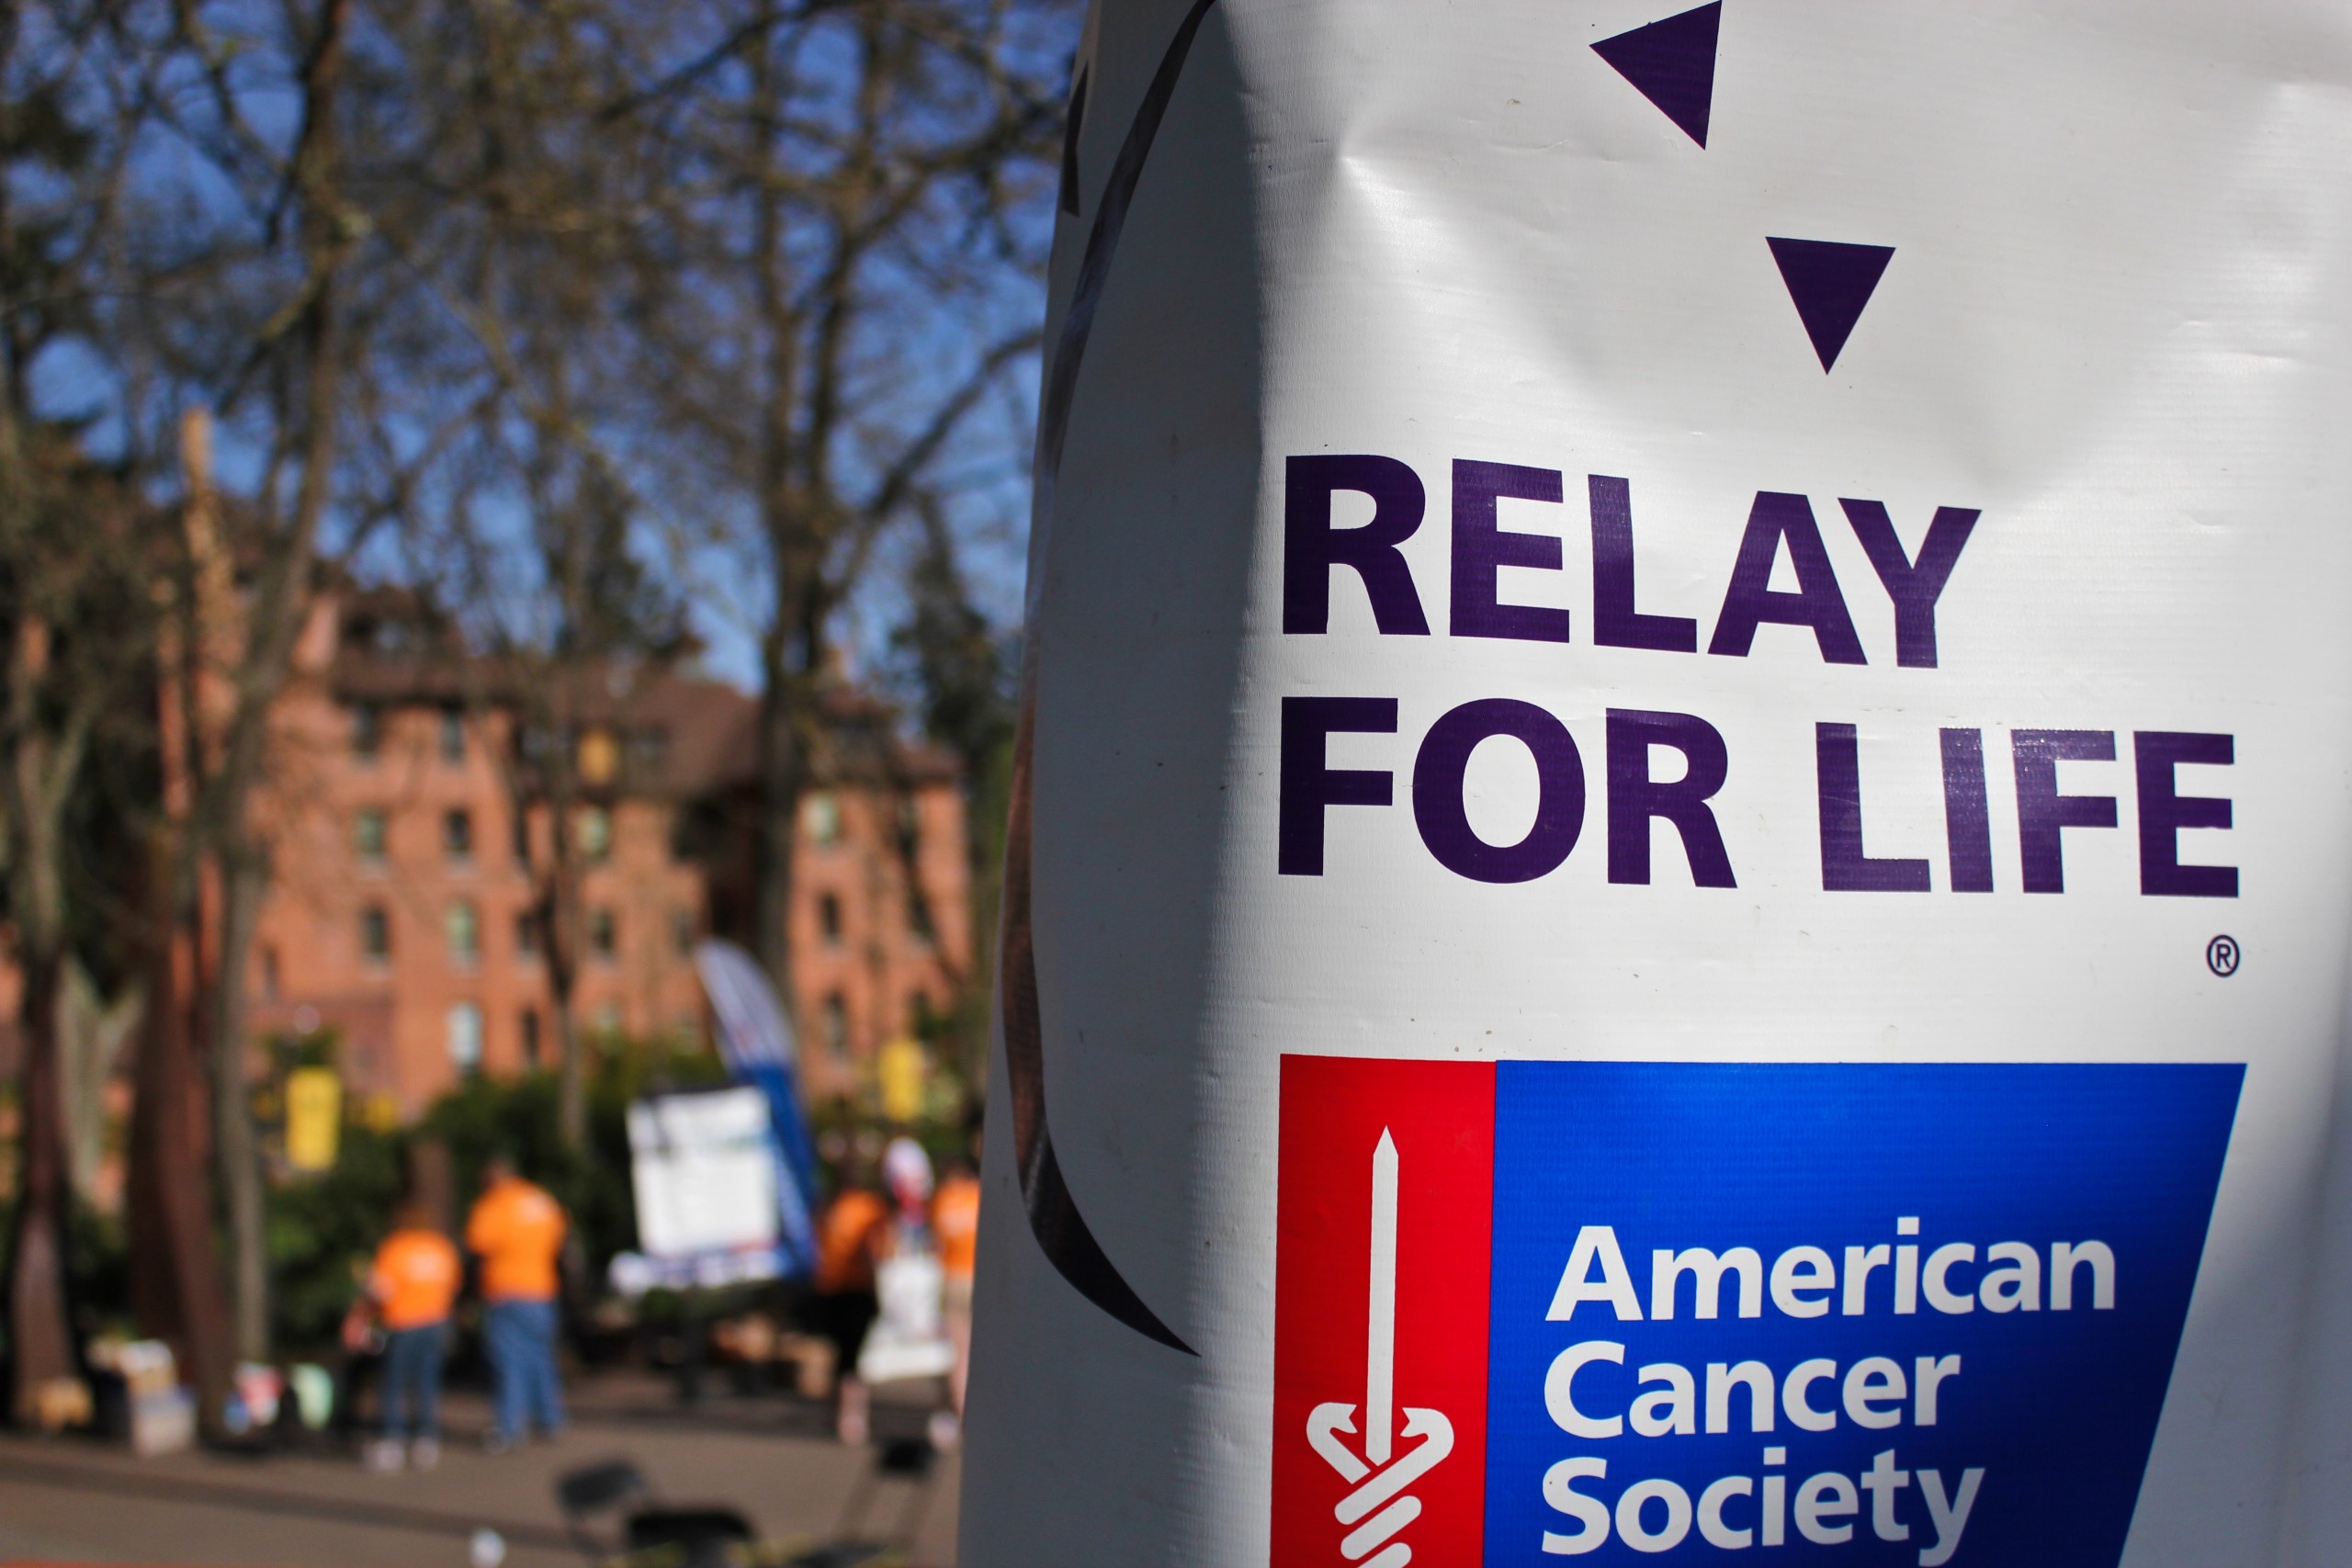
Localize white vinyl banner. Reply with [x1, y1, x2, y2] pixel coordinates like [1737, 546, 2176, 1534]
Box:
[962, 4, 2352, 1565]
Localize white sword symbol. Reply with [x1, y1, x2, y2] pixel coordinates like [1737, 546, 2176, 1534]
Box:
[1306, 1127, 1453, 1566]
[1366, 1128, 1397, 1466]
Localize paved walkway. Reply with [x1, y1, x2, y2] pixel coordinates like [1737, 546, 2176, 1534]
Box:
[0, 1375, 958, 1567]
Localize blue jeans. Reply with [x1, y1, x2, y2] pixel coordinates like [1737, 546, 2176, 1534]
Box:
[484, 1298, 565, 1438]
[380, 1325, 446, 1441]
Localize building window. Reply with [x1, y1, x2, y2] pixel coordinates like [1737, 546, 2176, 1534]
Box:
[512, 810, 531, 864]
[670, 802, 715, 864]
[590, 908, 616, 960]
[592, 999, 622, 1036]
[908, 891, 935, 945]
[447, 1001, 483, 1073]
[360, 905, 390, 964]
[671, 909, 695, 957]
[577, 806, 612, 863]
[628, 727, 670, 779]
[803, 791, 842, 847]
[907, 989, 931, 1032]
[356, 808, 388, 863]
[447, 899, 480, 965]
[514, 908, 538, 959]
[261, 946, 281, 1000]
[443, 807, 473, 862]
[820, 992, 849, 1058]
[439, 705, 465, 762]
[819, 892, 843, 945]
[519, 1007, 541, 1067]
[352, 705, 381, 761]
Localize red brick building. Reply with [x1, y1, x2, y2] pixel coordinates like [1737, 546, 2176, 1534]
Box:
[239, 591, 970, 1114]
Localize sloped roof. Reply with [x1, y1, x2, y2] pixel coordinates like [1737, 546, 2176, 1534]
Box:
[329, 651, 959, 797]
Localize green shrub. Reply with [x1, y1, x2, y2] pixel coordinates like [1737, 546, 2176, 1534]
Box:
[266, 1033, 726, 1351]
[266, 1120, 406, 1351]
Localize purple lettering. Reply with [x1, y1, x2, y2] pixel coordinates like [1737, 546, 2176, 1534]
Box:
[1278, 696, 1397, 874]
[1707, 491, 1867, 665]
[1816, 723, 1930, 891]
[2013, 729, 2117, 894]
[1606, 709, 1737, 887]
[1940, 728, 1995, 893]
[2134, 731, 2237, 898]
[1411, 700, 1586, 883]
[1590, 475, 1698, 652]
[1839, 500, 1979, 669]
[1451, 460, 1571, 643]
[1283, 456, 1430, 635]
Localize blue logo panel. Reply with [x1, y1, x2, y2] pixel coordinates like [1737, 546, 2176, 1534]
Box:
[1483, 1063, 2242, 1565]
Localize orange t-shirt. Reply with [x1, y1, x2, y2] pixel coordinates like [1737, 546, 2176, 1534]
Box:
[933, 1175, 980, 1281]
[371, 1228, 461, 1330]
[814, 1189, 889, 1294]
[465, 1178, 568, 1302]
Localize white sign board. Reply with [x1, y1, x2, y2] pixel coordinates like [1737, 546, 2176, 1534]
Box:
[962, 3, 2352, 1566]
[626, 1087, 779, 1262]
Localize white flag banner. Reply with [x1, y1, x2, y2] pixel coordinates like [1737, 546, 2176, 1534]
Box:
[962, 4, 2352, 1566]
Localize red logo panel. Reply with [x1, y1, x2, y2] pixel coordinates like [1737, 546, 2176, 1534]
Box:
[1272, 1055, 1495, 1567]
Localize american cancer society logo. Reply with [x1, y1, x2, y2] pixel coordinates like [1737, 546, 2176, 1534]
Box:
[1271, 1058, 2240, 1566]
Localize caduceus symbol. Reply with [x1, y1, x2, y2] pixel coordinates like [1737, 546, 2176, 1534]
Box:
[1307, 1130, 1455, 1567]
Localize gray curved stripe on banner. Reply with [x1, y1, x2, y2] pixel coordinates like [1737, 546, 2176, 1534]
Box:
[1001, 0, 1221, 1357]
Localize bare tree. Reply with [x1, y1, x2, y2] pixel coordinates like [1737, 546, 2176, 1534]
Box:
[594, 0, 1069, 1021]
[0, 5, 168, 1422]
[366, 0, 694, 1147]
[891, 509, 1018, 1086]
[0, 0, 1067, 1395]
[363, 0, 1064, 1089]
[122, 0, 368, 1368]
[74, 0, 426, 1368]
[0, 460, 150, 1423]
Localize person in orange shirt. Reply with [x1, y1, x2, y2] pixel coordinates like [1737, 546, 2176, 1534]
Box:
[933, 1125, 982, 1417]
[364, 1201, 460, 1472]
[811, 1159, 889, 1444]
[464, 1155, 569, 1451]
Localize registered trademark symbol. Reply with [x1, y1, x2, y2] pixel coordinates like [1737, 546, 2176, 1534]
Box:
[2206, 935, 2241, 977]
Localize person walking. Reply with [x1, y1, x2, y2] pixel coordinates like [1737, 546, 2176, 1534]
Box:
[933, 1131, 981, 1419]
[363, 1200, 460, 1472]
[464, 1155, 569, 1451]
[811, 1158, 889, 1444]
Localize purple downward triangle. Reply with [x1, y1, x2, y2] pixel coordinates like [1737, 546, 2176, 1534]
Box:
[1591, 3, 1721, 148]
[1767, 237, 1895, 371]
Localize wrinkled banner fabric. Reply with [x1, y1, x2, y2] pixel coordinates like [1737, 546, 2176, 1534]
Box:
[961, 3, 2352, 1565]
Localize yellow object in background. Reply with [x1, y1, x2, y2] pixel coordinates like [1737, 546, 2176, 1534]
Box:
[285, 1067, 342, 1171]
[577, 727, 619, 785]
[876, 1036, 927, 1123]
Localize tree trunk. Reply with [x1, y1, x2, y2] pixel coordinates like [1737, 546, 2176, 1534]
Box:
[550, 887, 586, 1150]
[4, 949, 74, 1427]
[211, 850, 271, 1362]
[60, 964, 142, 1208]
[556, 1008, 586, 1151]
[748, 0, 809, 1034]
[187, 0, 354, 1366]
[545, 777, 586, 1150]
[125, 837, 232, 1425]
[961, 739, 1015, 1094]
[754, 661, 805, 1023]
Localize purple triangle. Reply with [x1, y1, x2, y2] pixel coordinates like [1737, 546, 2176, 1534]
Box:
[1592, 3, 1721, 148]
[1767, 237, 1894, 371]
